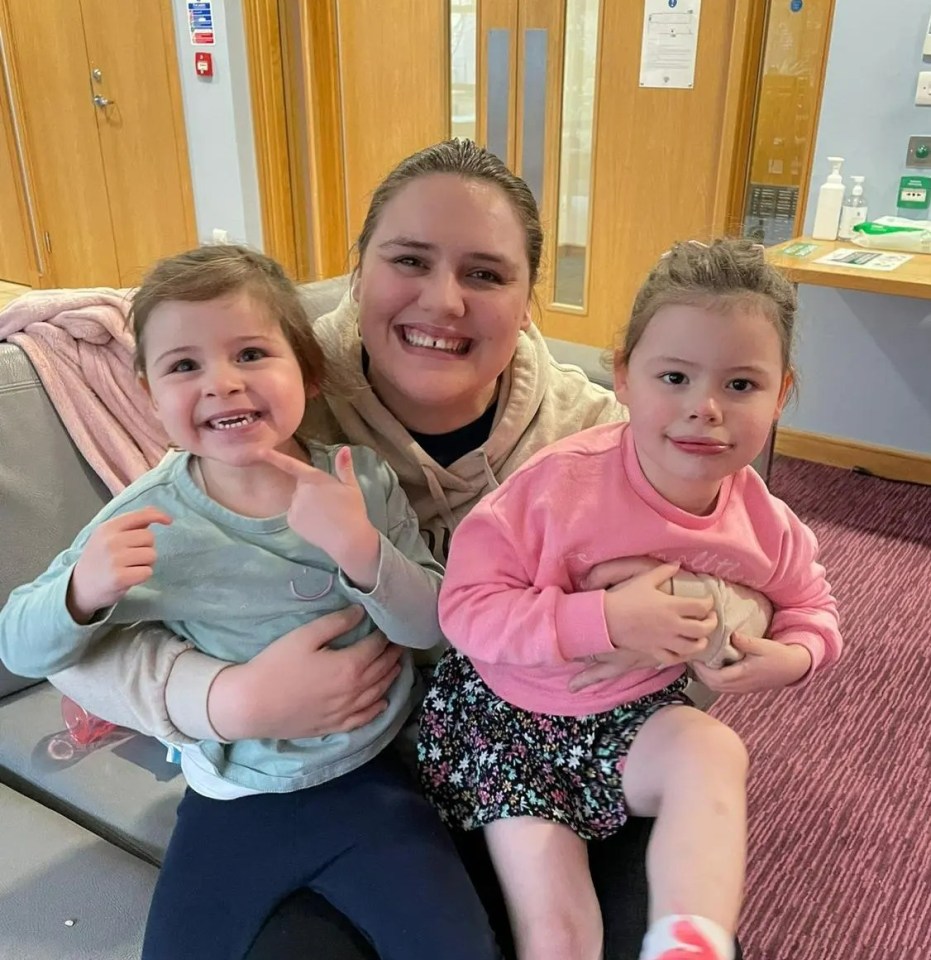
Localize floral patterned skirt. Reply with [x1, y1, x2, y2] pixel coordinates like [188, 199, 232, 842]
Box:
[417, 651, 689, 841]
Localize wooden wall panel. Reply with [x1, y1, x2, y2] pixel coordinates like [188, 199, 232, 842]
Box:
[336, 0, 449, 245]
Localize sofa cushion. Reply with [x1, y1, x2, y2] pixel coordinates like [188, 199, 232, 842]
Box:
[0, 343, 111, 698]
[0, 682, 184, 864]
[299, 274, 349, 320]
[0, 782, 158, 960]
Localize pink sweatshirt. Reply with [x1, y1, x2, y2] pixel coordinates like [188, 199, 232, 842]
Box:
[439, 422, 841, 716]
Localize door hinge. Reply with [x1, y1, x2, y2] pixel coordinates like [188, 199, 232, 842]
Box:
[44, 231, 51, 253]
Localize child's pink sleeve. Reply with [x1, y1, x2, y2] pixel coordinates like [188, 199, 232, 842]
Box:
[439, 500, 614, 666]
[764, 506, 842, 682]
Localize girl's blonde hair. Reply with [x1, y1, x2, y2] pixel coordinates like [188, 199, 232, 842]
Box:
[129, 244, 325, 389]
[617, 238, 797, 380]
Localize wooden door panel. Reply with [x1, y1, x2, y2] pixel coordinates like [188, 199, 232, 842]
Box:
[0, 60, 32, 284]
[336, 0, 449, 243]
[81, 0, 196, 287]
[537, 1, 756, 348]
[2, 0, 119, 286]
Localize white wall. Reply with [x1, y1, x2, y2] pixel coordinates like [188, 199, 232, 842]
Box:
[170, 0, 262, 247]
[785, 1, 931, 455]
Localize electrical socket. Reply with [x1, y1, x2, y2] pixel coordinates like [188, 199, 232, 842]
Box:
[916, 71, 931, 105]
[212, 228, 230, 243]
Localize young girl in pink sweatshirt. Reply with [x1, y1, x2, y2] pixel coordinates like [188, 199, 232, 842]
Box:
[419, 238, 842, 960]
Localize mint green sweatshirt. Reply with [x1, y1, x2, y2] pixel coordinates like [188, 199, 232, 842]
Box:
[0, 441, 443, 797]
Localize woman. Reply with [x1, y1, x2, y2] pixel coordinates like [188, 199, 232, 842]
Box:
[53, 139, 743, 960]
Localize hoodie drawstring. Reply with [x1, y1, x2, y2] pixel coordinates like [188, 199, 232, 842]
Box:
[422, 464, 457, 535]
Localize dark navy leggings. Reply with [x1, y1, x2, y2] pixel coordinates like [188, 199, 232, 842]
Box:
[142, 750, 500, 960]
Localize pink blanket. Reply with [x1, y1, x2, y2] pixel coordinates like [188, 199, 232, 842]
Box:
[0, 288, 169, 494]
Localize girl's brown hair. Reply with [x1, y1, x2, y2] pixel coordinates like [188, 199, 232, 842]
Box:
[129, 244, 325, 388]
[354, 138, 543, 288]
[618, 238, 797, 380]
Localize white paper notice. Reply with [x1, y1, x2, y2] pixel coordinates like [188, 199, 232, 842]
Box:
[640, 0, 702, 89]
[813, 248, 913, 272]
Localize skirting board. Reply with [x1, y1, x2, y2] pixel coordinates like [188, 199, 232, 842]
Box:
[775, 428, 931, 486]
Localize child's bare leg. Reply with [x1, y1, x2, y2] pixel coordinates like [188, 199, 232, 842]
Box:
[485, 816, 603, 960]
[623, 705, 747, 957]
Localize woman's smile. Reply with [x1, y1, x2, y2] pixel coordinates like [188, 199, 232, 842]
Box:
[399, 324, 472, 356]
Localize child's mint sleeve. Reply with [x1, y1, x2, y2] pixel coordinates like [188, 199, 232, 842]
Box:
[0, 537, 113, 677]
[336, 448, 445, 651]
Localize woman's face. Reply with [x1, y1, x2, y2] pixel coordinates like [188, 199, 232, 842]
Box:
[354, 173, 533, 434]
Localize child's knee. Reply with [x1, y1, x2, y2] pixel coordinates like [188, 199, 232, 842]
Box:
[674, 715, 749, 780]
[518, 909, 603, 960]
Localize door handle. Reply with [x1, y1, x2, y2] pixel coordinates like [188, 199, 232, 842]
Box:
[93, 94, 113, 107]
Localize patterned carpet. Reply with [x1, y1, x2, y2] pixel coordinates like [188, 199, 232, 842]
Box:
[711, 458, 931, 959]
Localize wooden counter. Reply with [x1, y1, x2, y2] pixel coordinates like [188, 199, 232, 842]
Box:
[765, 235, 931, 485]
[766, 236, 931, 300]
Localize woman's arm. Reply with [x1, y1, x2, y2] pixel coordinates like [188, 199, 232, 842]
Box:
[50, 607, 404, 743]
[50, 625, 218, 744]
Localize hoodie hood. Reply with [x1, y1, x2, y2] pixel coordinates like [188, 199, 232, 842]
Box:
[306, 291, 623, 559]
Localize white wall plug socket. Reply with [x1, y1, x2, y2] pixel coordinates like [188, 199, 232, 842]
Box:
[212, 228, 230, 243]
[915, 71, 931, 105]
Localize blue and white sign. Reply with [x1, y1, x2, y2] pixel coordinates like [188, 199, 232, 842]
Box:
[188, 1, 215, 46]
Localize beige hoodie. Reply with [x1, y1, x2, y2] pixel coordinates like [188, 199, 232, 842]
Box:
[302, 292, 626, 561]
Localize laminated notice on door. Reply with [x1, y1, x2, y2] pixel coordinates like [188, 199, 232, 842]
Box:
[188, 1, 215, 46]
[639, 0, 701, 89]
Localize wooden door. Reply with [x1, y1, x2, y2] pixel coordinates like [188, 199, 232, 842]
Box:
[335, 0, 449, 243]
[81, 0, 196, 286]
[0, 44, 33, 285]
[536, 2, 759, 347]
[1, 0, 120, 286]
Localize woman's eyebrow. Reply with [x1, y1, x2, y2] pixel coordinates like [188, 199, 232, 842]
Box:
[379, 236, 433, 250]
[379, 236, 515, 268]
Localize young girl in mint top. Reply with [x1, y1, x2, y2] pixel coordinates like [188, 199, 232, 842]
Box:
[419, 238, 842, 960]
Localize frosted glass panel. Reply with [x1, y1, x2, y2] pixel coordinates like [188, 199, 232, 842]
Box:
[553, 0, 600, 308]
[450, 2, 477, 141]
[741, 0, 832, 245]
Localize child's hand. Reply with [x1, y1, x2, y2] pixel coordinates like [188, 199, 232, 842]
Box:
[603, 563, 718, 665]
[261, 447, 380, 589]
[690, 634, 812, 694]
[68, 507, 172, 624]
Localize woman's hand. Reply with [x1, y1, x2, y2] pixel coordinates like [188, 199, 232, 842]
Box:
[207, 606, 403, 740]
[690, 634, 812, 695]
[578, 555, 669, 592]
[602, 563, 718, 665]
[568, 648, 658, 692]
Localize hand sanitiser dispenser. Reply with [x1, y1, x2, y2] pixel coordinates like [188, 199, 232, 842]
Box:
[838, 176, 868, 240]
[811, 157, 846, 240]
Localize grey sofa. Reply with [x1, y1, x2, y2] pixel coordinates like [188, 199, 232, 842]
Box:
[0, 273, 633, 959]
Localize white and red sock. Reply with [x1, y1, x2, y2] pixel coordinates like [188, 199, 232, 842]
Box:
[639, 914, 735, 960]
